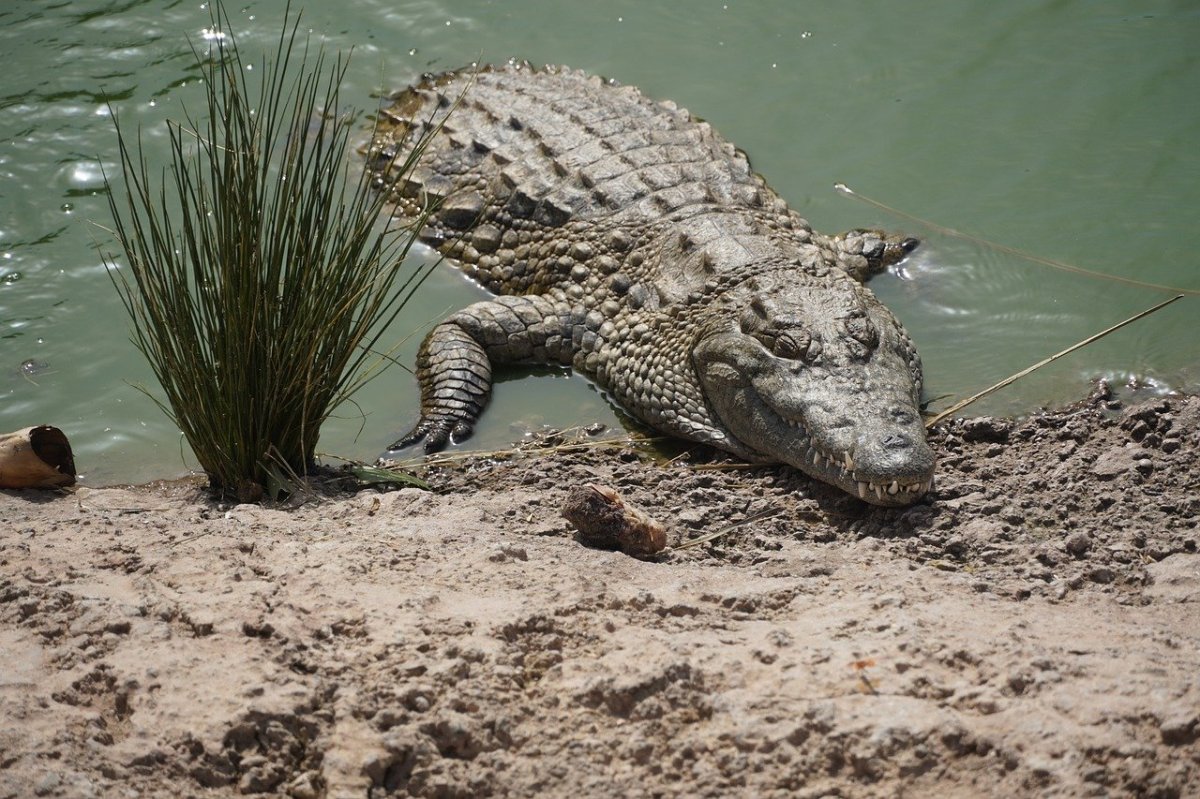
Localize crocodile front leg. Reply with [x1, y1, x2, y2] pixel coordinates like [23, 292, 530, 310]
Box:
[391, 294, 579, 452]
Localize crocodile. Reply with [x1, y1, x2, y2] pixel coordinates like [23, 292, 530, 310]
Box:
[368, 62, 935, 506]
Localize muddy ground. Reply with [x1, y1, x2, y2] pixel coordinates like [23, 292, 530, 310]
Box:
[2, 384, 1198, 798]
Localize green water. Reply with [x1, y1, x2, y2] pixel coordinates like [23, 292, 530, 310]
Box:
[2, 1, 1198, 485]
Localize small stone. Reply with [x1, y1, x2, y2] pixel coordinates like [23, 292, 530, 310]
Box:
[241, 618, 275, 638]
[288, 772, 320, 799]
[1091, 445, 1139, 477]
[1064, 532, 1092, 557]
[1128, 419, 1151, 441]
[34, 772, 60, 796]
[239, 760, 285, 794]
[104, 619, 132, 635]
[1160, 713, 1198, 745]
[488, 544, 529, 563]
[960, 417, 1010, 443]
[361, 751, 391, 785]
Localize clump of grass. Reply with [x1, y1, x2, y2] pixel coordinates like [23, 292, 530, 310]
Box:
[102, 1, 438, 500]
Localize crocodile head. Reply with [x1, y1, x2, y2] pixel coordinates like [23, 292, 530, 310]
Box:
[693, 271, 934, 506]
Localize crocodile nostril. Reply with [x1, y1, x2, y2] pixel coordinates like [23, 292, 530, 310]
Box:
[881, 433, 912, 450]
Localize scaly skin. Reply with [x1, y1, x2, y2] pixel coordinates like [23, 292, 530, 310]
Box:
[368, 62, 934, 506]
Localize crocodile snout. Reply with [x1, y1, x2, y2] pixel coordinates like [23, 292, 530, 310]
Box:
[854, 425, 935, 486]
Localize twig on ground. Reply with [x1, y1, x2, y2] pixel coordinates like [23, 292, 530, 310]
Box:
[671, 508, 781, 551]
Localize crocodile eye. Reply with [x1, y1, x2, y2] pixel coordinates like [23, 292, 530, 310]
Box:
[773, 331, 817, 362]
[774, 334, 802, 359]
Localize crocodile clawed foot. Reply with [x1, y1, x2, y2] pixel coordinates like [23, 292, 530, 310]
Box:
[389, 418, 475, 454]
[835, 229, 921, 280]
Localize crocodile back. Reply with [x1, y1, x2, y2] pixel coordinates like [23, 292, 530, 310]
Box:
[369, 62, 797, 295]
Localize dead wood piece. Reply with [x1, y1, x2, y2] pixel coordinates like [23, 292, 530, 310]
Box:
[0, 426, 77, 489]
[562, 483, 667, 557]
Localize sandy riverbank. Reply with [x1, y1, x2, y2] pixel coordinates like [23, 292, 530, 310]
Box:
[2, 386, 1198, 798]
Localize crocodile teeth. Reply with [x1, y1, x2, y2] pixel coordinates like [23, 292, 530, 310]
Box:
[844, 452, 855, 472]
[846, 476, 934, 500]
